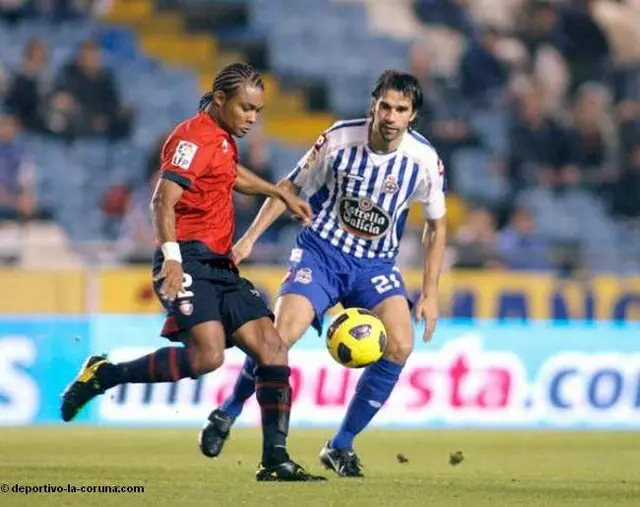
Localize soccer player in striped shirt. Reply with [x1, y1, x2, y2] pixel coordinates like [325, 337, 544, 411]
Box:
[201, 69, 447, 477]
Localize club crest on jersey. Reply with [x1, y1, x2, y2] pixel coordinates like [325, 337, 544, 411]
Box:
[172, 140, 198, 170]
[338, 196, 391, 240]
[179, 300, 194, 316]
[294, 268, 312, 284]
[382, 174, 399, 194]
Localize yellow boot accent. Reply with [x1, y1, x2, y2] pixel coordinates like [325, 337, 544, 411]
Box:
[76, 360, 108, 383]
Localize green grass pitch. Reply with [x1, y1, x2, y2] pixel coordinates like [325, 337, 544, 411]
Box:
[1, 428, 639, 506]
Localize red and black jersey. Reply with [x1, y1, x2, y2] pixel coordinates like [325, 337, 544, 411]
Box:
[160, 111, 239, 256]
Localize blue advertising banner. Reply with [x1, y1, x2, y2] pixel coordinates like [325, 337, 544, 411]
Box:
[1, 316, 639, 429]
[0, 317, 90, 425]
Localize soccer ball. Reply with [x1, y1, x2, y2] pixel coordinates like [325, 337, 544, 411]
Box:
[326, 308, 387, 368]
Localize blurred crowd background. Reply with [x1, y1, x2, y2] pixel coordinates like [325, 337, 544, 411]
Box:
[0, 0, 639, 275]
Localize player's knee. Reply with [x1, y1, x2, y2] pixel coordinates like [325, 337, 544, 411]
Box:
[383, 331, 414, 364]
[274, 314, 304, 348]
[273, 294, 313, 348]
[253, 327, 287, 365]
[188, 343, 224, 375]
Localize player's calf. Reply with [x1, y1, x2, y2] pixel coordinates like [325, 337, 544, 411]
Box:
[60, 323, 229, 423]
[200, 297, 314, 460]
[232, 319, 295, 466]
[60, 346, 199, 423]
[327, 296, 412, 455]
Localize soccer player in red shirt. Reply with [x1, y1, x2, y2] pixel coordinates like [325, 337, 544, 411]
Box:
[60, 63, 326, 482]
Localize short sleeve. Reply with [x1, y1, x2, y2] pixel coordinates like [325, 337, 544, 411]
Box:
[414, 154, 446, 220]
[160, 135, 216, 189]
[286, 132, 329, 194]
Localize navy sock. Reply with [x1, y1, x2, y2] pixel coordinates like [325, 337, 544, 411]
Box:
[220, 356, 257, 419]
[99, 347, 196, 389]
[255, 365, 292, 466]
[330, 358, 403, 450]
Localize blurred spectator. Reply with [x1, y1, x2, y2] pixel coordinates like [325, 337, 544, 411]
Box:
[0, 113, 38, 220]
[39, 90, 84, 141]
[468, 0, 526, 33]
[606, 143, 640, 219]
[569, 82, 619, 188]
[508, 85, 577, 192]
[412, 0, 477, 38]
[3, 38, 50, 131]
[115, 167, 157, 264]
[459, 25, 510, 104]
[527, 0, 612, 93]
[452, 207, 501, 269]
[0, 0, 30, 24]
[589, 0, 640, 103]
[54, 40, 132, 140]
[114, 134, 166, 262]
[530, 44, 570, 113]
[0, 0, 101, 23]
[409, 39, 478, 188]
[497, 206, 552, 270]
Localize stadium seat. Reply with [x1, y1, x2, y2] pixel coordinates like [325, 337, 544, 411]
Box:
[450, 148, 510, 206]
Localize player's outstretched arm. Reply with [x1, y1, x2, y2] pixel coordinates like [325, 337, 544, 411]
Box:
[415, 217, 447, 342]
[234, 163, 291, 197]
[232, 178, 302, 265]
[235, 163, 311, 219]
[151, 178, 185, 302]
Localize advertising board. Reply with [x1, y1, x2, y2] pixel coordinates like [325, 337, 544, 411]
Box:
[3, 316, 636, 429]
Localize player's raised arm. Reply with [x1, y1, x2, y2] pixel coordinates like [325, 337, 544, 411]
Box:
[414, 157, 447, 342]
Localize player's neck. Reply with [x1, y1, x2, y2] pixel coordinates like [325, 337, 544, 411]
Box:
[205, 105, 232, 136]
[368, 127, 402, 154]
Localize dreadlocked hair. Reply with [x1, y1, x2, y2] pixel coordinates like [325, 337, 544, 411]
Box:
[198, 62, 264, 111]
[369, 69, 424, 128]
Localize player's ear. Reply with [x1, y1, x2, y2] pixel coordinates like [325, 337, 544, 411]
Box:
[368, 99, 376, 118]
[213, 90, 226, 107]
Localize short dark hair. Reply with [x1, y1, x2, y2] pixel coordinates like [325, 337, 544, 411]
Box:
[370, 69, 424, 127]
[198, 62, 264, 111]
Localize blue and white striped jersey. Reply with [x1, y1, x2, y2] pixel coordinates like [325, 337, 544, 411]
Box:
[287, 118, 446, 260]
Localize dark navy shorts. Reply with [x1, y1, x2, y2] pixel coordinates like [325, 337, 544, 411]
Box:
[152, 242, 273, 344]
